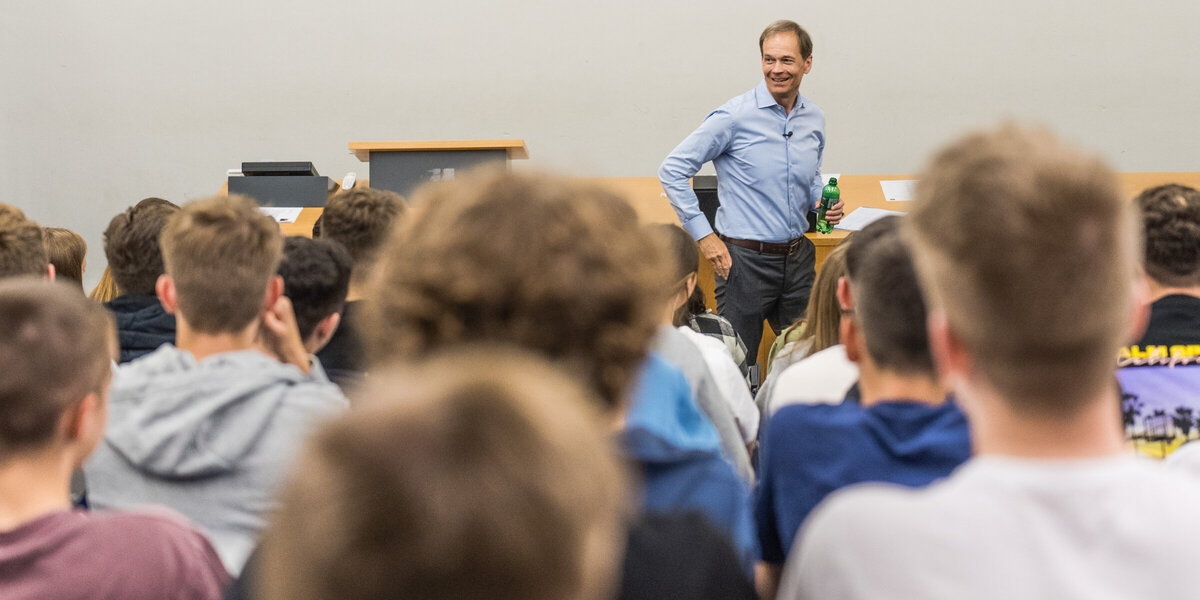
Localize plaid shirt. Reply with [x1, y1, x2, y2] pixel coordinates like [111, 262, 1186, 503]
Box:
[688, 311, 750, 378]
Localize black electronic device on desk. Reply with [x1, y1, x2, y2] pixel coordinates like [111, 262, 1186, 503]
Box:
[228, 161, 333, 207]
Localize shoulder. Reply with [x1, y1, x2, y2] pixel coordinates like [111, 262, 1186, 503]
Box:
[77, 509, 230, 588]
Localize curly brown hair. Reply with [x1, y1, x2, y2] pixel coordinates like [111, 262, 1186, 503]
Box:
[319, 188, 404, 283]
[102, 197, 180, 295]
[1136, 184, 1200, 288]
[364, 170, 666, 410]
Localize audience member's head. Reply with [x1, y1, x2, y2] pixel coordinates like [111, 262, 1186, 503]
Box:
[159, 194, 283, 334]
[648, 223, 700, 325]
[42, 227, 87, 289]
[0, 278, 113, 462]
[278, 236, 352, 353]
[841, 217, 932, 375]
[318, 188, 404, 289]
[799, 238, 852, 357]
[1135, 184, 1200, 290]
[0, 204, 50, 279]
[261, 349, 629, 600]
[103, 197, 181, 296]
[88, 265, 120, 303]
[365, 170, 665, 410]
[905, 124, 1136, 415]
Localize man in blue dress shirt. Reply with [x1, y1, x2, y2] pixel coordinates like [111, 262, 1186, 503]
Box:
[659, 20, 844, 360]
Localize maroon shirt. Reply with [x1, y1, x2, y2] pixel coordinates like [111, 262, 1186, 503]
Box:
[0, 508, 229, 600]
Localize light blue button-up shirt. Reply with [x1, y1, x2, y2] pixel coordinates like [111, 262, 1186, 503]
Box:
[659, 81, 825, 243]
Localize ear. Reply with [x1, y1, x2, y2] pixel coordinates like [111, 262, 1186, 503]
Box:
[60, 391, 106, 459]
[308, 312, 342, 354]
[156, 274, 178, 315]
[927, 310, 969, 389]
[802, 55, 813, 74]
[263, 275, 284, 312]
[836, 276, 852, 311]
[836, 276, 857, 359]
[1125, 272, 1152, 345]
[45, 263, 56, 281]
[685, 272, 697, 298]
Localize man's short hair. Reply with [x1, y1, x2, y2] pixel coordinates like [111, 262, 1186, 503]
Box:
[905, 124, 1135, 414]
[160, 195, 283, 333]
[364, 170, 666, 409]
[845, 217, 932, 374]
[260, 349, 629, 600]
[0, 279, 112, 457]
[759, 19, 813, 59]
[43, 227, 87, 288]
[103, 197, 181, 295]
[279, 236, 352, 340]
[318, 188, 404, 279]
[0, 205, 48, 278]
[1136, 184, 1200, 288]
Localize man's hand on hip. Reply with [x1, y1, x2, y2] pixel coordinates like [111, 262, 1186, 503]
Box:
[825, 198, 845, 224]
[698, 233, 732, 279]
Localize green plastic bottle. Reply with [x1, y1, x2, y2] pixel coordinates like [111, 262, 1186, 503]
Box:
[816, 177, 840, 234]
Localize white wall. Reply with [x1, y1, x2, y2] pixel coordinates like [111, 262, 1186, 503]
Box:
[4, 0, 1199, 289]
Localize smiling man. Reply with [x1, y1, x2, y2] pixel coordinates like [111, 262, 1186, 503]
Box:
[660, 20, 844, 362]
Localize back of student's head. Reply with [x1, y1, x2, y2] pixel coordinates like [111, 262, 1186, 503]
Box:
[261, 349, 629, 600]
[42, 227, 87, 289]
[365, 170, 666, 410]
[0, 205, 49, 279]
[103, 197, 181, 296]
[1136, 184, 1200, 288]
[278, 236, 352, 340]
[800, 238, 852, 357]
[905, 124, 1135, 414]
[845, 217, 931, 374]
[160, 194, 283, 333]
[319, 188, 404, 283]
[648, 223, 700, 324]
[0, 278, 112, 458]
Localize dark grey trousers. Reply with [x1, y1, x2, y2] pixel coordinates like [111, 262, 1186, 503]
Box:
[714, 238, 816, 365]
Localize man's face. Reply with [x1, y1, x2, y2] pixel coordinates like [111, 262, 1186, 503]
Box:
[761, 32, 812, 106]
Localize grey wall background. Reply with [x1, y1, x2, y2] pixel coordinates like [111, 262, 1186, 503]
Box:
[4, 0, 1199, 290]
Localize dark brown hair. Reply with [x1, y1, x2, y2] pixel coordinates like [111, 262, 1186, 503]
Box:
[0, 204, 48, 279]
[261, 348, 629, 600]
[42, 227, 87, 289]
[319, 188, 404, 283]
[0, 279, 112, 457]
[1136, 184, 1200, 288]
[102, 197, 181, 295]
[278, 236, 352, 340]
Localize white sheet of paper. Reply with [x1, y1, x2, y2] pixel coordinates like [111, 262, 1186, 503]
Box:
[834, 207, 907, 232]
[879, 179, 918, 202]
[260, 207, 303, 224]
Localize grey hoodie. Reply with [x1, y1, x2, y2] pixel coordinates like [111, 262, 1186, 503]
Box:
[84, 345, 348, 575]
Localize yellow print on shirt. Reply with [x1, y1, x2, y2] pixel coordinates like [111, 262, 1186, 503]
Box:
[1118, 344, 1200, 368]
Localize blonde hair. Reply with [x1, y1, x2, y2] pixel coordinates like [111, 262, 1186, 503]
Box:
[904, 124, 1136, 413]
[261, 348, 630, 600]
[160, 195, 282, 333]
[89, 265, 120, 303]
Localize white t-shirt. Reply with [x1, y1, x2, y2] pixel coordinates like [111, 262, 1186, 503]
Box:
[766, 344, 859, 415]
[677, 326, 759, 443]
[780, 455, 1200, 600]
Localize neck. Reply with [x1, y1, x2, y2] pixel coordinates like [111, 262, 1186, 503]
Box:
[964, 379, 1125, 459]
[0, 449, 75, 531]
[1147, 279, 1200, 302]
[858, 368, 944, 408]
[775, 93, 797, 113]
[176, 317, 260, 362]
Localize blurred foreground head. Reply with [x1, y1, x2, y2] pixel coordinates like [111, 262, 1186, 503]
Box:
[261, 348, 630, 600]
[364, 169, 666, 410]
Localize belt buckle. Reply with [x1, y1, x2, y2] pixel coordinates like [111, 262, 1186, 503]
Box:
[787, 238, 801, 255]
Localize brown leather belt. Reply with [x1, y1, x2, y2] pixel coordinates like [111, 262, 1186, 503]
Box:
[719, 234, 806, 256]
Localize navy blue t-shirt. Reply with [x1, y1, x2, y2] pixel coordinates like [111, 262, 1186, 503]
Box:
[755, 399, 971, 563]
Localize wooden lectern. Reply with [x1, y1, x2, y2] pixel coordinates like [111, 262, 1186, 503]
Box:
[348, 139, 528, 197]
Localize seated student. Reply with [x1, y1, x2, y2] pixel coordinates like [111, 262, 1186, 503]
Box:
[652, 223, 758, 454]
[84, 195, 348, 576]
[276, 237, 352, 357]
[0, 204, 53, 279]
[0, 279, 228, 600]
[314, 188, 404, 389]
[682, 287, 751, 378]
[42, 226, 87, 290]
[759, 239, 857, 416]
[101, 197, 181, 362]
[1116, 184, 1200, 459]
[256, 349, 629, 600]
[361, 170, 756, 598]
[755, 217, 970, 598]
[780, 125, 1200, 599]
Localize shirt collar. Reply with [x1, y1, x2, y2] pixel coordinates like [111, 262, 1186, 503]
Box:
[754, 79, 806, 112]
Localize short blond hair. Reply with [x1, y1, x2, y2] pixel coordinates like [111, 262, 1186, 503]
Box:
[364, 170, 666, 409]
[904, 125, 1136, 413]
[160, 195, 283, 333]
[261, 348, 630, 600]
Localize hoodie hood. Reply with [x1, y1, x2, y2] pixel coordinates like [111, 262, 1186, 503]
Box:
[105, 344, 341, 479]
[622, 352, 724, 465]
[105, 294, 177, 363]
